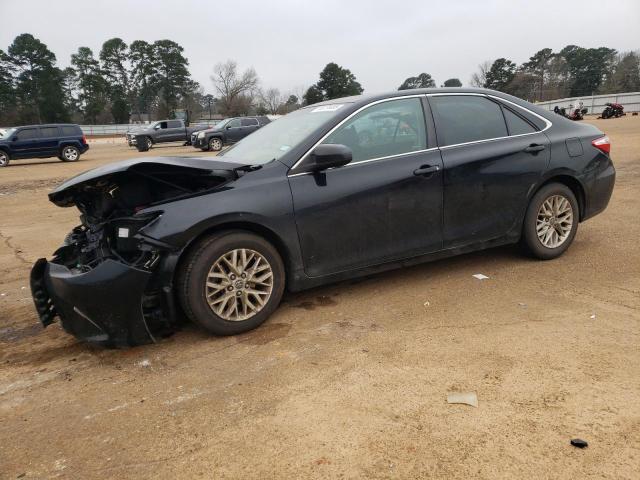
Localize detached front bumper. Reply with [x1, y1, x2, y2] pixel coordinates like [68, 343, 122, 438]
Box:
[31, 257, 158, 347]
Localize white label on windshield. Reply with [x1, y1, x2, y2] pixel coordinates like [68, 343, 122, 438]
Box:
[311, 104, 344, 113]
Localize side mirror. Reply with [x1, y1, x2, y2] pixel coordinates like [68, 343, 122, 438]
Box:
[154, 125, 160, 130]
[226, 126, 232, 130]
[307, 144, 352, 172]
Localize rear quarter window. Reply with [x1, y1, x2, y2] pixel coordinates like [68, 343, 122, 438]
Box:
[502, 107, 538, 135]
[430, 95, 508, 146]
[61, 126, 81, 136]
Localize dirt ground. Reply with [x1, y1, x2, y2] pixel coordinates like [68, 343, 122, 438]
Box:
[0, 121, 639, 479]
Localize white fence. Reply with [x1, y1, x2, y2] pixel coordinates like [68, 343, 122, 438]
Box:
[535, 92, 640, 115]
[80, 121, 220, 136]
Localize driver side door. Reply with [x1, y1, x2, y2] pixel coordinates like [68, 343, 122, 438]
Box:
[288, 97, 443, 278]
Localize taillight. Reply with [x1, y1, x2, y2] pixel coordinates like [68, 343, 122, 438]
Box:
[82, 134, 88, 144]
[592, 136, 610, 154]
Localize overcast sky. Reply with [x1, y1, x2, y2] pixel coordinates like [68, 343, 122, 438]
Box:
[1, 0, 638, 96]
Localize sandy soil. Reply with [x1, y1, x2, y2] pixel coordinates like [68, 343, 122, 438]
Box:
[1, 122, 639, 479]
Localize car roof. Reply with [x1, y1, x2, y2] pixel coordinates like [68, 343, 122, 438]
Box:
[16, 124, 80, 129]
[305, 87, 556, 123]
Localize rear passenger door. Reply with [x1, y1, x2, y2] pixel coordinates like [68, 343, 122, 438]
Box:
[38, 126, 61, 156]
[11, 128, 41, 158]
[428, 94, 550, 248]
[240, 118, 260, 139]
[166, 120, 185, 141]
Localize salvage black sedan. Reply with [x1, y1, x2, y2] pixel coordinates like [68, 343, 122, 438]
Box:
[31, 88, 615, 346]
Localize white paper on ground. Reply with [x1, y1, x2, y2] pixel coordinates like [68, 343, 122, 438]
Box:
[447, 392, 478, 408]
[472, 273, 489, 280]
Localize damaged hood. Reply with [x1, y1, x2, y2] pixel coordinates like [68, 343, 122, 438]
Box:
[49, 156, 252, 208]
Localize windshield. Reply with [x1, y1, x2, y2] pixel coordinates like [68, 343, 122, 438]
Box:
[211, 118, 232, 130]
[220, 104, 348, 164]
[0, 128, 16, 139]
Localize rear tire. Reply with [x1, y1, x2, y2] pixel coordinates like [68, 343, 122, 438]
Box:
[522, 183, 579, 260]
[0, 150, 9, 167]
[177, 231, 285, 336]
[60, 145, 80, 162]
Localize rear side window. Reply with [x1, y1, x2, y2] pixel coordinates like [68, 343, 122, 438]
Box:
[241, 118, 259, 127]
[430, 95, 508, 146]
[39, 126, 59, 138]
[15, 128, 39, 140]
[61, 126, 81, 136]
[502, 107, 537, 135]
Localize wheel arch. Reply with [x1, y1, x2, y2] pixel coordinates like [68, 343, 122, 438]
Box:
[174, 221, 293, 287]
[532, 174, 586, 221]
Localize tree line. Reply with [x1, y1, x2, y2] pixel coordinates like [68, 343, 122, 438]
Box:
[1, 33, 637, 126]
[470, 46, 640, 102]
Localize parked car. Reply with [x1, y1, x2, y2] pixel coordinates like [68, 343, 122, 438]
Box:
[191, 116, 270, 151]
[31, 88, 615, 347]
[0, 124, 89, 167]
[125, 119, 206, 149]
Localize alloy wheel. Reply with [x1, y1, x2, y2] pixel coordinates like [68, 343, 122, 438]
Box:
[63, 147, 79, 161]
[536, 194, 574, 248]
[0, 152, 8, 167]
[210, 138, 222, 151]
[205, 248, 274, 321]
[146, 138, 153, 149]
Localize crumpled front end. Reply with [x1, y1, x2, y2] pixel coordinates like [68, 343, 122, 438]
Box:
[30, 158, 242, 347]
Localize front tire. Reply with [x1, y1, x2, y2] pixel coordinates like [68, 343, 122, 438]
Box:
[60, 145, 80, 162]
[209, 137, 223, 151]
[522, 183, 579, 260]
[177, 231, 285, 336]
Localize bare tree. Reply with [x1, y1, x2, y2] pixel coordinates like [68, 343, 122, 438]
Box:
[260, 87, 283, 115]
[470, 61, 491, 88]
[211, 59, 259, 115]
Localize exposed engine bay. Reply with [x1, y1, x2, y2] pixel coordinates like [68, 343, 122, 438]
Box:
[49, 160, 248, 272]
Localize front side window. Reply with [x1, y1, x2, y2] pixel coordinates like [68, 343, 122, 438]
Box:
[430, 95, 508, 146]
[322, 98, 427, 163]
[227, 119, 241, 128]
[15, 128, 39, 140]
[167, 120, 182, 128]
[39, 126, 59, 138]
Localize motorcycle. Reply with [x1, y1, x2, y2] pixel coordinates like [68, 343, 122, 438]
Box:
[601, 102, 625, 119]
[568, 107, 588, 121]
[553, 105, 587, 121]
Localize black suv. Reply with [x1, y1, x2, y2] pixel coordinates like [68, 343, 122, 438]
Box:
[191, 116, 270, 151]
[0, 124, 89, 167]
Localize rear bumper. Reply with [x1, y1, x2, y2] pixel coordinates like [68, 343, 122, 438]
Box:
[30, 257, 157, 347]
[80, 144, 89, 153]
[583, 156, 616, 221]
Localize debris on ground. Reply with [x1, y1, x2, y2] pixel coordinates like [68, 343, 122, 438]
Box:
[137, 359, 151, 368]
[571, 438, 589, 448]
[590, 313, 597, 319]
[447, 392, 478, 408]
[423, 300, 431, 308]
[472, 274, 489, 280]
